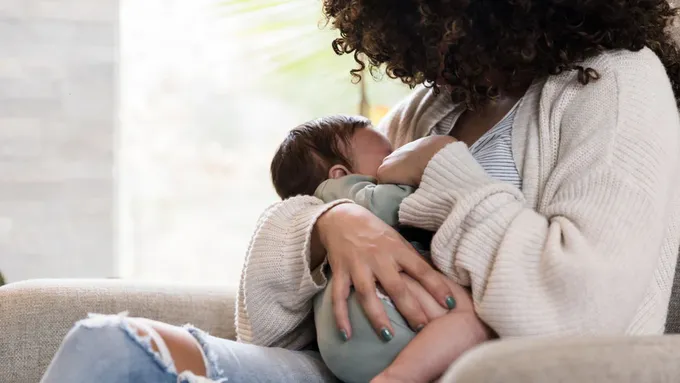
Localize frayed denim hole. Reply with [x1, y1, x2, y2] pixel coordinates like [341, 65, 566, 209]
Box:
[119, 318, 179, 376]
[183, 324, 226, 381]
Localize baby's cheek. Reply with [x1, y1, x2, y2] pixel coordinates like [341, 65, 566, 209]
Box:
[355, 159, 382, 179]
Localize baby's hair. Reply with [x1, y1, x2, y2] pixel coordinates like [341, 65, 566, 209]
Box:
[271, 115, 371, 199]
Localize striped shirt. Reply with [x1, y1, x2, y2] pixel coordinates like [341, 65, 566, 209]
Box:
[432, 101, 523, 190]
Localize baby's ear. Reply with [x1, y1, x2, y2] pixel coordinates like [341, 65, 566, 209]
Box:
[328, 164, 350, 179]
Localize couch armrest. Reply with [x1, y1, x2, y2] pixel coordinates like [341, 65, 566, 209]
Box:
[0, 279, 236, 383]
[442, 335, 680, 383]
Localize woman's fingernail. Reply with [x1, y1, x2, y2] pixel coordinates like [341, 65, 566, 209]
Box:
[415, 324, 425, 333]
[380, 327, 394, 342]
[339, 329, 349, 342]
[445, 296, 457, 310]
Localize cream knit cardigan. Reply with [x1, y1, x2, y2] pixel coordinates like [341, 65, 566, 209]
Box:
[236, 48, 680, 349]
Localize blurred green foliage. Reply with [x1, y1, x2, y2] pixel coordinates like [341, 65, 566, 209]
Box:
[219, 0, 411, 122]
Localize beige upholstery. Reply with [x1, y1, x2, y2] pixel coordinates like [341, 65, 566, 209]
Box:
[0, 279, 236, 383]
[4, 279, 680, 383]
[443, 336, 680, 383]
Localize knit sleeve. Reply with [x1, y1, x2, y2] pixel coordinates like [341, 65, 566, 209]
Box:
[399, 52, 680, 336]
[235, 195, 352, 349]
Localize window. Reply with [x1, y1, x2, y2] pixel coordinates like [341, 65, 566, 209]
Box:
[119, 0, 411, 286]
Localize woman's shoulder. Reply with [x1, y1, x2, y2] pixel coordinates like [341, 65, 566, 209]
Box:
[531, 47, 680, 171]
[377, 86, 457, 148]
[583, 47, 669, 80]
[541, 47, 670, 94]
[534, 47, 675, 116]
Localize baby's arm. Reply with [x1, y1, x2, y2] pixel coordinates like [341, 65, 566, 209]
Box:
[374, 312, 492, 383]
[374, 279, 493, 383]
[314, 175, 415, 227]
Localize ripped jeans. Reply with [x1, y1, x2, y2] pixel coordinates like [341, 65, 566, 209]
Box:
[40, 314, 339, 383]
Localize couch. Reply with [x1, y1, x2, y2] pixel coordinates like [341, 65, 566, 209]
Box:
[0, 279, 235, 382]
[2, 273, 680, 383]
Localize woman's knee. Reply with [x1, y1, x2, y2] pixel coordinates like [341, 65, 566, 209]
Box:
[43, 315, 209, 383]
[127, 318, 208, 378]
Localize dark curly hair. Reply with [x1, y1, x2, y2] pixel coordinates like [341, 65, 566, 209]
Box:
[323, 0, 680, 109]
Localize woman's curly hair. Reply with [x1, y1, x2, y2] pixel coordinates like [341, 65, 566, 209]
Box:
[323, 0, 680, 109]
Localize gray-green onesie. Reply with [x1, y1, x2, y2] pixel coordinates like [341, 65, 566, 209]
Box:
[312, 174, 422, 383]
[314, 174, 415, 227]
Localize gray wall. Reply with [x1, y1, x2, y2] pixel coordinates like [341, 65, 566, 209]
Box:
[0, 0, 118, 282]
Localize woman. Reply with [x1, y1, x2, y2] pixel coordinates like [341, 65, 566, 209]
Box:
[42, 1, 680, 382]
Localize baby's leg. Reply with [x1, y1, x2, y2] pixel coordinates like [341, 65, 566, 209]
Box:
[375, 310, 492, 383]
[314, 274, 485, 383]
[314, 276, 416, 383]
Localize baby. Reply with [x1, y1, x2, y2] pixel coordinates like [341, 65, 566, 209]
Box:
[270, 115, 491, 383]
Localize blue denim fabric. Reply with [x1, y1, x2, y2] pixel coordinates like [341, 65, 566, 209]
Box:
[40, 314, 338, 383]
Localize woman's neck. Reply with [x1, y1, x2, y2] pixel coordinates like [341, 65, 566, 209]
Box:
[451, 93, 523, 145]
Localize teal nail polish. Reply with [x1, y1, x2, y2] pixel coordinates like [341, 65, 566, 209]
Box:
[415, 324, 425, 333]
[339, 329, 349, 342]
[380, 327, 394, 342]
[446, 296, 457, 310]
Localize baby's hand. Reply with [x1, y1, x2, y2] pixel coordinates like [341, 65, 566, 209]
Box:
[378, 136, 457, 186]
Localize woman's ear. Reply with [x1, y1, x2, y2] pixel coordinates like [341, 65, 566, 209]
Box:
[328, 164, 350, 179]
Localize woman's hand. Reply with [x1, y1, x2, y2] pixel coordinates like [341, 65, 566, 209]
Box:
[378, 135, 458, 186]
[315, 203, 457, 340]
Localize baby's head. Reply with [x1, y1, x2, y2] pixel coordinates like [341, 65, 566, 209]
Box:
[271, 115, 393, 199]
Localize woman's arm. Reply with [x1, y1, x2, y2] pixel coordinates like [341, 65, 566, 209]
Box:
[237, 197, 457, 349]
[237, 88, 459, 349]
[236, 196, 350, 349]
[400, 53, 680, 336]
